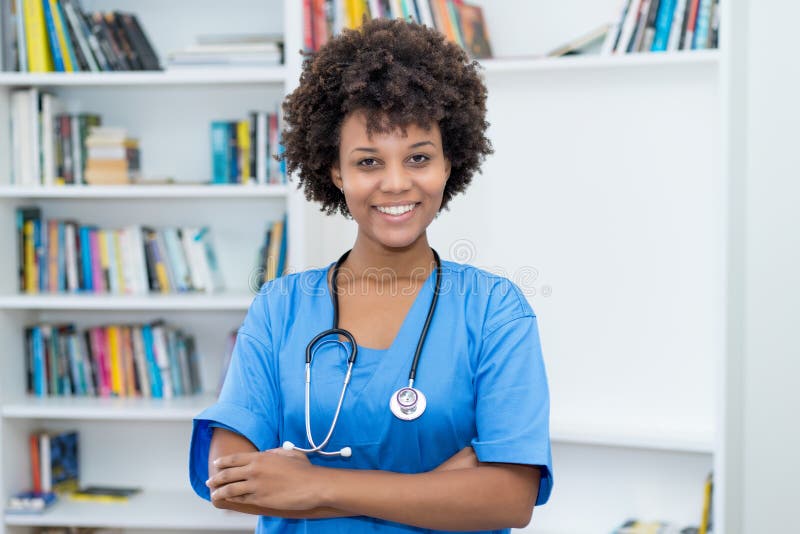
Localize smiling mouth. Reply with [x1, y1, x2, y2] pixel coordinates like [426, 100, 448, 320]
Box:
[374, 203, 419, 216]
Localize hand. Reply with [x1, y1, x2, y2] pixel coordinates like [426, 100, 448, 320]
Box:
[434, 446, 480, 472]
[207, 447, 320, 511]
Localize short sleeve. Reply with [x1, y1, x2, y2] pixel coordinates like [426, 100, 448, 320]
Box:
[470, 289, 553, 506]
[188, 294, 281, 501]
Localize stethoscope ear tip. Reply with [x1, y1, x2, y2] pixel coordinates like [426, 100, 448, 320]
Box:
[340, 447, 352, 457]
[282, 441, 295, 451]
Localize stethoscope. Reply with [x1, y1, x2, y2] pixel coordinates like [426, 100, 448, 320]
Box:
[282, 248, 442, 458]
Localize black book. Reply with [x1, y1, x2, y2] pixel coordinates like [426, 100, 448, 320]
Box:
[249, 112, 257, 182]
[25, 326, 34, 394]
[63, 10, 89, 71]
[100, 12, 131, 70]
[76, 4, 111, 71]
[107, 12, 141, 70]
[117, 12, 156, 71]
[123, 13, 160, 70]
[640, 0, 662, 52]
[142, 228, 161, 292]
[89, 12, 120, 70]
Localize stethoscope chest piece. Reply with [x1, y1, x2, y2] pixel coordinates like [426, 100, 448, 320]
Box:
[389, 386, 427, 421]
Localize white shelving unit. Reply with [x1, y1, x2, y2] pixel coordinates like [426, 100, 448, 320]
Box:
[0, 1, 725, 533]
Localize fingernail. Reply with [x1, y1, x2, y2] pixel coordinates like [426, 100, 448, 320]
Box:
[205, 479, 211, 486]
[213, 459, 220, 466]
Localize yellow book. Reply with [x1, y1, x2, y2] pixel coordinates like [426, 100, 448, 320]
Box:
[266, 220, 283, 281]
[24, 220, 37, 293]
[98, 229, 110, 292]
[49, 0, 74, 72]
[699, 472, 713, 534]
[23, 0, 54, 72]
[351, 0, 366, 28]
[107, 326, 123, 396]
[112, 230, 126, 293]
[236, 120, 251, 184]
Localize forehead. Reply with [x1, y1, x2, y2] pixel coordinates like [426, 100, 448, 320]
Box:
[339, 110, 440, 145]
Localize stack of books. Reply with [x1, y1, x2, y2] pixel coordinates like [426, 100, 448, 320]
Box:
[211, 110, 285, 185]
[166, 33, 282, 69]
[24, 321, 203, 399]
[1, 0, 160, 72]
[255, 216, 288, 286]
[304, 0, 492, 59]
[602, 0, 720, 55]
[16, 207, 229, 295]
[84, 127, 140, 185]
[10, 88, 102, 185]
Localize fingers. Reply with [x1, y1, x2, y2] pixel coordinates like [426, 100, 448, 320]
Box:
[210, 480, 251, 501]
[206, 465, 249, 490]
[213, 451, 257, 469]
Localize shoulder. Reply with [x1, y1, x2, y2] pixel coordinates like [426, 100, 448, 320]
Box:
[441, 260, 535, 337]
[241, 265, 330, 340]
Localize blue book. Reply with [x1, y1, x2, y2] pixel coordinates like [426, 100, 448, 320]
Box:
[78, 226, 92, 291]
[277, 214, 288, 277]
[210, 121, 231, 184]
[41, 0, 66, 71]
[35, 219, 46, 292]
[228, 122, 239, 183]
[57, 222, 65, 291]
[692, 0, 713, 49]
[166, 330, 183, 396]
[32, 326, 47, 397]
[651, 0, 677, 52]
[55, 0, 79, 70]
[141, 325, 163, 398]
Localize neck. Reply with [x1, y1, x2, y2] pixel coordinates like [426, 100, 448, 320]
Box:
[343, 233, 435, 279]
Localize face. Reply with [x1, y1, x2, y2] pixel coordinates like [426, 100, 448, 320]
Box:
[331, 110, 451, 251]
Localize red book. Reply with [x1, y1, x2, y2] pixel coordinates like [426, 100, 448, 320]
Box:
[30, 434, 41, 493]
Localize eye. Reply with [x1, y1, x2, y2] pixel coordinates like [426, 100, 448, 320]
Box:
[357, 158, 379, 167]
[409, 154, 430, 164]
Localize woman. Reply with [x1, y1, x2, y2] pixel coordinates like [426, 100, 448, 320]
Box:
[190, 17, 553, 533]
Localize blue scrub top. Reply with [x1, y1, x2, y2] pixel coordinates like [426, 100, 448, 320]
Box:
[189, 260, 553, 533]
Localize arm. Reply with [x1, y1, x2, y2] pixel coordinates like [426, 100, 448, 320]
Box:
[209, 428, 486, 521]
[209, 446, 540, 530]
[208, 427, 346, 518]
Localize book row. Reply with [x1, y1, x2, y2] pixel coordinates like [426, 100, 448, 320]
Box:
[211, 110, 287, 185]
[10, 88, 105, 186]
[1, 0, 160, 72]
[603, 0, 720, 55]
[27, 430, 78, 494]
[16, 206, 227, 295]
[305, 0, 492, 59]
[255, 216, 289, 287]
[25, 321, 203, 399]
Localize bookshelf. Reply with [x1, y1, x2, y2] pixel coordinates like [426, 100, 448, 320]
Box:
[0, 1, 724, 534]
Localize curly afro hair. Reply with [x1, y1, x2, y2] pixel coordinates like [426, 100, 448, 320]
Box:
[278, 17, 493, 217]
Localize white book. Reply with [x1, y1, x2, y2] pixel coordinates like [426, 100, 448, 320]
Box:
[367, 0, 381, 18]
[389, 0, 403, 19]
[416, 0, 435, 27]
[125, 225, 149, 295]
[256, 111, 267, 185]
[117, 228, 135, 294]
[668, 0, 689, 51]
[615, 0, 643, 55]
[151, 324, 174, 399]
[14, 0, 27, 71]
[333, 0, 346, 34]
[11, 91, 27, 184]
[105, 230, 119, 294]
[40, 93, 60, 186]
[29, 88, 41, 184]
[40, 434, 52, 492]
[64, 223, 78, 292]
[602, 0, 632, 55]
[180, 227, 206, 292]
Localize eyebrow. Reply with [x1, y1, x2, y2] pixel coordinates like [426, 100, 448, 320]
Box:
[350, 140, 435, 154]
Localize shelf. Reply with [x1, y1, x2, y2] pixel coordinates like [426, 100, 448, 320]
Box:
[551, 419, 714, 454]
[2, 394, 217, 421]
[3, 488, 257, 530]
[0, 292, 254, 311]
[479, 49, 720, 74]
[0, 67, 286, 87]
[0, 184, 289, 199]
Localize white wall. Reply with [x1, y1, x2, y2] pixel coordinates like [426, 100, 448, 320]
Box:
[726, 0, 800, 532]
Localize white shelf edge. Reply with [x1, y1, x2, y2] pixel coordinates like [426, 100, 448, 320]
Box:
[1, 394, 217, 421]
[0, 293, 254, 311]
[479, 49, 720, 74]
[0, 184, 290, 199]
[551, 420, 714, 454]
[0, 67, 287, 87]
[3, 488, 257, 530]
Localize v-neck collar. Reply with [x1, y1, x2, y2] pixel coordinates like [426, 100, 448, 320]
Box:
[318, 260, 438, 354]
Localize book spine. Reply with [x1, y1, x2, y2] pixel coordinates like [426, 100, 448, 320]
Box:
[125, 13, 160, 69]
[682, 0, 701, 50]
[630, 0, 651, 52]
[57, 221, 65, 291]
[50, 0, 76, 71]
[651, 0, 676, 51]
[61, 0, 97, 70]
[141, 324, 163, 398]
[210, 121, 230, 184]
[256, 112, 268, 185]
[667, 0, 688, 51]
[41, 0, 65, 71]
[691, 0, 712, 49]
[132, 326, 150, 398]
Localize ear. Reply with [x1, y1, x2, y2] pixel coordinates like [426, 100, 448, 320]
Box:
[331, 162, 343, 190]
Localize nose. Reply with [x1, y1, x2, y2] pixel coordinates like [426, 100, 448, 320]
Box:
[379, 161, 412, 193]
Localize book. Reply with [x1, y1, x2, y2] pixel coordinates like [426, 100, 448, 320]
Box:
[69, 485, 141, 502]
[455, 2, 492, 59]
[5, 490, 57, 514]
[547, 24, 610, 57]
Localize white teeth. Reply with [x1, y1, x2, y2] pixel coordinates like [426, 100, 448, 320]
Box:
[376, 204, 416, 216]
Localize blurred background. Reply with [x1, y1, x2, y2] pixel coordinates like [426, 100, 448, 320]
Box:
[0, 1, 795, 533]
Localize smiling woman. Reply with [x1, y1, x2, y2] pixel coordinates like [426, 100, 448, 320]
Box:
[188, 17, 553, 534]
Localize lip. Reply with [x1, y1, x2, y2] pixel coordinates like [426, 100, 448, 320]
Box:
[372, 201, 421, 208]
[373, 202, 420, 222]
